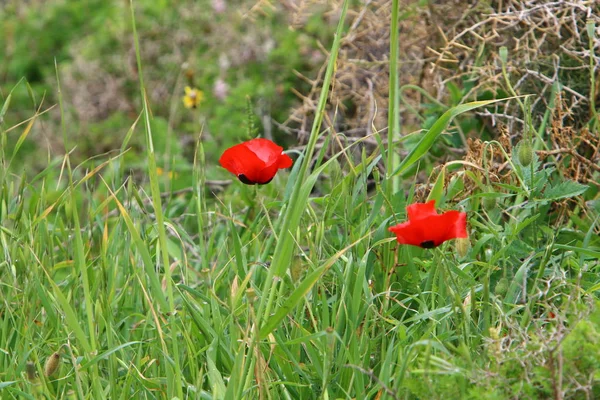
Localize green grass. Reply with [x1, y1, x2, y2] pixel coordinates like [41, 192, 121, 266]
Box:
[1, 1, 600, 399]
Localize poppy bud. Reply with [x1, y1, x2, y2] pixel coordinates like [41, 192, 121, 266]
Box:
[494, 278, 509, 296]
[482, 196, 496, 210]
[44, 352, 60, 377]
[482, 188, 496, 210]
[517, 140, 533, 166]
[455, 237, 470, 258]
[291, 256, 308, 283]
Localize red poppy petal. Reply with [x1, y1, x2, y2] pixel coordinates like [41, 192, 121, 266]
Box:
[278, 153, 293, 169]
[389, 221, 429, 247]
[253, 153, 292, 183]
[220, 138, 292, 184]
[389, 208, 468, 248]
[446, 211, 468, 239]
[255, 163, 281, 184]
[425, 211, 468, 246]
[244, 138, 284, 164]
[419, 213, 458, 246]
[406, 200, 438, 221]
[219, 144, 266, 183]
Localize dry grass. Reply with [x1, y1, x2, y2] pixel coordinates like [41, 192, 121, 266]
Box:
[285, 0, 432, 137]
[287, 0, 599, 146]
[430, 0, 600, 132]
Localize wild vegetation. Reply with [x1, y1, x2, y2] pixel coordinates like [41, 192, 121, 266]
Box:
[1, 0, 599, 399]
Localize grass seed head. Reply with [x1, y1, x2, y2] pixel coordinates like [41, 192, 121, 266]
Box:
[44, 352, 60, 377]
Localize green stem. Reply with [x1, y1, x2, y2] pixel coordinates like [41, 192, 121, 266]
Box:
[386, 0, 401, 196]
[587, 20, 599, 128]
[235, 2, 351, 396]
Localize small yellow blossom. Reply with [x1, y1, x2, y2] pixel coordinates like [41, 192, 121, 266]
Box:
[156, 167, 178, 179]
[183, 86, 203, 109]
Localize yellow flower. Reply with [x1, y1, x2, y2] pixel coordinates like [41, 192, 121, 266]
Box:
[156, 167, 178, 179]
[183, 86, 203, 109]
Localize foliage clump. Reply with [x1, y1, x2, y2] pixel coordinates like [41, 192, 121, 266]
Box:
[472, 301, 600, 399]
[429, 0, 600, 132]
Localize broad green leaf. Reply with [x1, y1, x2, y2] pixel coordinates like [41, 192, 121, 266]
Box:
[207, 339, 226, 399]
[543, 180, 588, 201]
[271, 136, 372, 278]
[11, 115, 37, 161]
[260, 262, 328, 339]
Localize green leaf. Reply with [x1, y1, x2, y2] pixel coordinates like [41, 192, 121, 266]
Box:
[0, 381, 17, 389]
[260, 235, 367, 339]
[392, 99, 511, 176]
[80, 341, 143, 370]
[45, 278, 93, 353]
[555, 244, 600, 259]
[426, 167, 446, 206]
[207, 339, 226, 399]
[100, 177, 169, 311]
[543, 180, 588, 201]
[0, 93, 12, 125]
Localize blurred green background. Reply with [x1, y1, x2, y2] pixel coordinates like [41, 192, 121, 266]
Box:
[0, 0, 335, 183]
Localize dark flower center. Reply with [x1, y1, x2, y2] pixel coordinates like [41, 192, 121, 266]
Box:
[237, 174, 273, 185]
[238, 174, 255, 184]
[420, 240, 436, 249]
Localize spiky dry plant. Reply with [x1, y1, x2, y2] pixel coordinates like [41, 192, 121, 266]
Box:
[286, 0, 599, 154]
[429, 0, 600, 132]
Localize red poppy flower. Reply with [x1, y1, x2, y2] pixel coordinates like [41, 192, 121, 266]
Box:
[219, 138, 293, 185]
[389, 200, 467, 248]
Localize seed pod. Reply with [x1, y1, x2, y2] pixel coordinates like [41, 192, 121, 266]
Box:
[482, 195, 496, 210]
[44, 352, 60, 377]
[290, 256, 307, 283]
[25, 362, 37, 381]
[455, 238, 470, 258]
[494, 278, 509, 297]
[518, 140, 533, 166]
